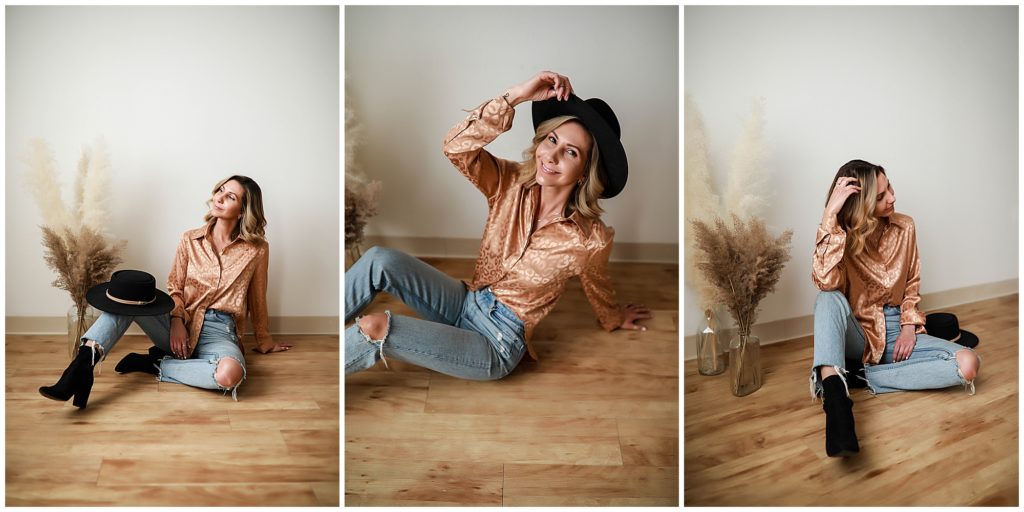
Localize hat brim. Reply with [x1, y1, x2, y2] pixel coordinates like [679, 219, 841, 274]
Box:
[954, 329, 979, 348]
[85, 282, 175, 316]
[532, 95, 627, 199]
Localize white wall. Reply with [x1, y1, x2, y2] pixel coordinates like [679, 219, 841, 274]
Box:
[6, 6, 340, 318]
[345, 6, 678, 246]
[684, 6, 1018, 331]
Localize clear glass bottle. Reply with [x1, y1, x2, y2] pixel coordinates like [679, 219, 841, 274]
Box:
[696, 308, 726, 375]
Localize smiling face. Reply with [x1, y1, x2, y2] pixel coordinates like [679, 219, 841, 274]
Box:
[873, 171, 895, 218]
[210, 179, 245, 220]
[534, 120, 594, 190]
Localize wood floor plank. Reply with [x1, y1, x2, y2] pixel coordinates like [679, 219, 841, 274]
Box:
[684, 294, 1018, 506]
[425, 372, 677, 419]
[502, 463, 678, 505]
[617, 417, 679, 467]
[6, 482, 325, 506]
[345, 458, 504, 506]
[345, 258, 680, 505]
[7, 334, 339, 506]
[347, 412, 622, 465]
[97, 453, 337, 485]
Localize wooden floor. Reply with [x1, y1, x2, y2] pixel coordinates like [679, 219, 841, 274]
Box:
[684, 294, 1018, 506]
[6, 333, 339, 506]
[344, 258, 679, 506]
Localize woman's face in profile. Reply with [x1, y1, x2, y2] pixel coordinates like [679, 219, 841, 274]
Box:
[534, 120, 593, 190]
[873, 172, 895, 218]
[210, 179, 245, 220]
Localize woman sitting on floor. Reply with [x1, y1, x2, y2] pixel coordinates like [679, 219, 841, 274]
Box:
[810, 159, 981, 457]
[345, 71, 652, 380]
[40, 175, 292, 408]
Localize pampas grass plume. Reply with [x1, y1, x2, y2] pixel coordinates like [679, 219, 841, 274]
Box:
[79, 138, 112, 233]
[25, 139, 73, 233]
[684, 95, 724, 310]
[724, 97, 768, 221]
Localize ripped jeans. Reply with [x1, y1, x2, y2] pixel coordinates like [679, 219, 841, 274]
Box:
[345, 246, 526, 380]
[810, 290, 978, 399]
[81, 309, 246, 400]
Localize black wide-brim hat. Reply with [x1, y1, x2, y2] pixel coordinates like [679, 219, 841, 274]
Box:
[925, 312, 979, 348]
[532, 94, 628, 199]
[86, 269, 175, 316]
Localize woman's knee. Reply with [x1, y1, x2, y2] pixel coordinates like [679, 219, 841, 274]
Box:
[955, 349, 980, 381]
[357, 312, 391, 341]
[815, 290, 851, 315]
[214, 357, 245, 388]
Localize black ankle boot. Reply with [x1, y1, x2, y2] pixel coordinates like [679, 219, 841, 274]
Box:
[845, 358, 867, 388]
[115, 352, 160, 375]
[822, 374, 860, 457]
[39, 344, 98, 408]
[148, 345, 172, 359]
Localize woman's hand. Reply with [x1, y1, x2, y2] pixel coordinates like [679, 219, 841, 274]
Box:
[620, 303, 653, 331]
[170, 317, 189, 359]
[824, 176, 861, 219]
[506, 71, 574, 107]
[892, 326, 917, 362]
[253, 341, 293, 354]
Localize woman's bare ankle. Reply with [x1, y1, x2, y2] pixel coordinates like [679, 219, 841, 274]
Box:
[820, 365, 838, 379]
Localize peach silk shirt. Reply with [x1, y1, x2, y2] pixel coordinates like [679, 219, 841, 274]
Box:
[812, 212, 926, 364]
[167, 224, 273, 356]
[443, 95, 625, 360]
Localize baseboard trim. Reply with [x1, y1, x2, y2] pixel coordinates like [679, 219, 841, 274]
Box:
[683, 278, 1018, 360]
[359, 235, 678, 263]
[5, 316, 339, 336]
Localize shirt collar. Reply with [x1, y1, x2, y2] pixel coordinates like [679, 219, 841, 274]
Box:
[189, 223, 243, 248]
[526, 183, 596, 239]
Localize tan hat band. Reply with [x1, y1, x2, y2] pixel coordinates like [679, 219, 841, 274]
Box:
[105, 290, 156, 306]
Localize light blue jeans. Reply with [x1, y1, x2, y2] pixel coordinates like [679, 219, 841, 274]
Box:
[345, 246, 526, 380]
[810, 290, 978, 398]
[81, 309, 247, 400]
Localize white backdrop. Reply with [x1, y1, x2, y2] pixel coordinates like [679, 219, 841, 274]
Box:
[346, 6, 678, 246]
[6, 6, 340, 319]
[684, 6, 1018, 331]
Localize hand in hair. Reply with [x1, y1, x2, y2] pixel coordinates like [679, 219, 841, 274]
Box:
[619, 303, 653, 331]
[506, 71, 575, 107]
[824, 176, 861, 219]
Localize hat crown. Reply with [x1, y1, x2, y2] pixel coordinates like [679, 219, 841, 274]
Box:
[107, 270, 157, 303]
[583, 98, 621, 139]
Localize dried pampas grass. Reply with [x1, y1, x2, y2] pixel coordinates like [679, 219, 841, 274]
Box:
[344, 98, 381, 252]
[25, 138, 125, 321]
[685, 96, 773, 312]
[724, 97, 768, 221]
[691, 215, 793, 336]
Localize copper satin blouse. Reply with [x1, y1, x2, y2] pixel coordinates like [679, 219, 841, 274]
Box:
[167, 224, 273, 355]
[812, 212, 926, 364]
[443, 95, 625, 360]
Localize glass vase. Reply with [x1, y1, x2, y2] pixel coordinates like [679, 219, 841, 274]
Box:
[729, 334, 762, 397]
[67, 305, 99, 360]
[696, 308, 726, 375]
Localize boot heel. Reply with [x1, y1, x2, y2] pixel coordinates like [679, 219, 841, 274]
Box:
[72, 363, 93, 408]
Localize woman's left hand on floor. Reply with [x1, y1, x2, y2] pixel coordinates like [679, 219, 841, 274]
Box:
[620, 303, 653, 331]
[253, 341, 294, 354]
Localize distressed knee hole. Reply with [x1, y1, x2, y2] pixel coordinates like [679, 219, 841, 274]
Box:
[357, 312, 391, 341]
[955, 349, 980, 382]
[214, 357, 244, 388]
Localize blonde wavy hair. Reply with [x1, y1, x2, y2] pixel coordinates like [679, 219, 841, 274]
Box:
[518, 115, 605, 218]
[203, 175, 267, 244]
[824, 159, 886, 258]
